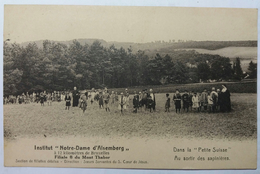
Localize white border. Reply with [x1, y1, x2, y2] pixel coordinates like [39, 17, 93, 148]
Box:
[0, 0, 259, 174]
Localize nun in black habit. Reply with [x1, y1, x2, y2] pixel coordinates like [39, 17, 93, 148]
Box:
[220, 84, 231, 112]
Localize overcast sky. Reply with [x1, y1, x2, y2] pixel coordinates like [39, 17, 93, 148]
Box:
[4, 5, 258, 43]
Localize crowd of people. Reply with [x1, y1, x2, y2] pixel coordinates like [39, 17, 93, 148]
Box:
[3, 91, 66, 106]
[168, 84, 231, 113]
[4, 84, 231, 115]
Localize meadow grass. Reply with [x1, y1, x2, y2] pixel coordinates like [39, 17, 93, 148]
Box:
[4, 93, 256, 141]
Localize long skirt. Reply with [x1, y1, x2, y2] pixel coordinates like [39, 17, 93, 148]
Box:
[72, 96, 79, 107]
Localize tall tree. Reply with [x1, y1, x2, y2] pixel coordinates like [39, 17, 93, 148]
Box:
[197, 62, 210, 81]
[233, 57, 243, 80]
[248, 61, 257, 78]
[210, 57, 232, 80]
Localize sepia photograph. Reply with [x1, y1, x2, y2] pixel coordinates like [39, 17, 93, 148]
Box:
[3, 4, 258, 170]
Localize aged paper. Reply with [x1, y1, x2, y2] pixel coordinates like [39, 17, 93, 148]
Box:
[3, 5, 257, 169]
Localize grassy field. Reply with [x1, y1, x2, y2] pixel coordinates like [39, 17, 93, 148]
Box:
[4, 93, 257, 141]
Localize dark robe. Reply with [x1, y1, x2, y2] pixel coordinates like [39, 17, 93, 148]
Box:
[72, 90, 80, 107]
[173, 93, 182, 109]
[133, 95, 139, 110]
[65, 96, 71, 106]
[221, 89, 231, 112]
[182, 93, 189, 109]
[147, 93, 156, 110]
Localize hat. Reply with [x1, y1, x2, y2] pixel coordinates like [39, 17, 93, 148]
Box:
[120, 92, 123, 95]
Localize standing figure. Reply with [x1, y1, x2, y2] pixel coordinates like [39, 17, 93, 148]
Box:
[32, 92, 36, 102]
[40, 93, 45, 106]
[148, 89, 156, 112]
[115, 92, 118, 103]
[142, 89, 148, 110]
[21, 93, 25, 103]
[118, 92, 126, 115]
[201, 89, 208, 111]
[72, 87, 80, 107]
[98, 91, 104, 109]
[220, 85, 231, 112]
[207, 92, 213, 113]
[210, 87, 218, 113]
[51, 92, 55, 102]
[94, 90, 99, 102]
[43, 91, 47, 103]
[198, 93, 202, 112]
[47, 93, 52, 106]
[25, 92, 30, 104]
[4, 97, 9, 105]
[138, 92, 143, 110]
[65, 92, 71, 110]
[90, 88, 95, 105]
[103, 90, 110, 112]
[125, 92, 130, 110]
[221, 84, 231, 112]
[30, 94, 33, 103]
[61, 92, 65, 102]
[182, 90, 189, 112]
[133, 92, 139, 113]
[79, 92, 88, 114]
[52, 91, 56, 101]
[188, 91, 193, 111]
[18, 95, 22, 104]
[192, 92, 199, 112]
[57, 91, 61, 102]
[55, 92, 59, 102]
[173, 89, 181, 113]
[110, 91, 115, 105]
[165, 93, 170, 112]
[216, 89, 221, 111]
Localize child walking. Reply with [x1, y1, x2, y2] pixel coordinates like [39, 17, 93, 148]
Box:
[79, 92, 88, 114]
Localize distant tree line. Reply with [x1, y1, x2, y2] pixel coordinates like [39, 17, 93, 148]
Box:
[3, 40, 257, 96]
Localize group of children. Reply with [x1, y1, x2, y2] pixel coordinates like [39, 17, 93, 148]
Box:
[166, 86, 231, 113]
[4, 91, 66, 106]
[62, 88, 156, 115]
[5, 84, 231, 115]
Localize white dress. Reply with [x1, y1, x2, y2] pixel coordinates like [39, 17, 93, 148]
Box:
[192, 96, 199, 108]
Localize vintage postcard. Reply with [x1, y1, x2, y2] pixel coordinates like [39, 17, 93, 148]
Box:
[3, 5, 257, 169]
